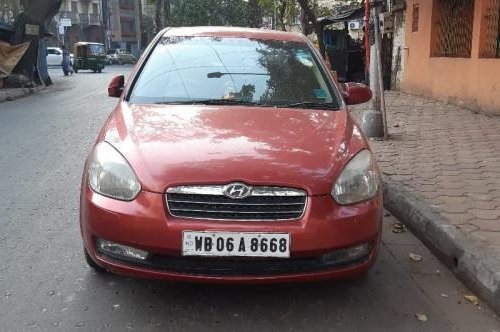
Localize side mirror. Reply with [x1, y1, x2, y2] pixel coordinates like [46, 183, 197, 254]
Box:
[341, 82, 372, 105]
[108, 75, 125, 98]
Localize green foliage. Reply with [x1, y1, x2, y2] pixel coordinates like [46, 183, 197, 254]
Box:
[152, 0, 338, 31]
[169, 0, 251, 27]
[0, 0, 22, 23]
[257, 0, 275, 14]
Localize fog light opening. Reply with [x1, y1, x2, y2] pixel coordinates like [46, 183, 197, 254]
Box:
[322, 243, 372, 266]
[96, 239, 149, 261]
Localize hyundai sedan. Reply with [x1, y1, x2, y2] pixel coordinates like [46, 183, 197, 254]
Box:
[80, 27, 382, 283]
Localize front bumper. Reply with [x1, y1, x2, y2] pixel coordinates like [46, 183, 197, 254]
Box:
[80, 186, 382, 283]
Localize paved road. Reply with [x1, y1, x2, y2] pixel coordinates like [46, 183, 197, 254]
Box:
[0, 66, 499, 331]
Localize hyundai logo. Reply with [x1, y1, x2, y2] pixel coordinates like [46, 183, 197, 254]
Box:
[223, 183, 252, 199]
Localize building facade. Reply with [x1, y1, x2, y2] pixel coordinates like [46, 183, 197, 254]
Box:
[108, 0, 142, 55]
[57, 0, 105, 48]
[402, 0, 500, 114]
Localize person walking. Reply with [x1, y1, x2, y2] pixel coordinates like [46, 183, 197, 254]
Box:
[61, 45, 73, 76]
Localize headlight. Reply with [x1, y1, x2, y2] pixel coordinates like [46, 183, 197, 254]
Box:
[88, 142, 141, 201]
[332, 150, 380, 205]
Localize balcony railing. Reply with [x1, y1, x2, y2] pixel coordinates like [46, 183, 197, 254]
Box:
[59, 11, 78, 22]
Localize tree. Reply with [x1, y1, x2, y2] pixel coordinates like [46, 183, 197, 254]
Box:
[153, 0, 163, 32]
[277, 0, 287, 31]
[169, 0, 249, 27]
[256, 0, 298, 31]
[0, 0, 22, 24]
[9, 0, 62, 86]
[163, 0, 171, 26]
[297, 0, 325, 56]
[247, 0, 261, 28]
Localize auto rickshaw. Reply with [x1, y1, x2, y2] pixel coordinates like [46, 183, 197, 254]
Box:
[73, 42, 106, 73]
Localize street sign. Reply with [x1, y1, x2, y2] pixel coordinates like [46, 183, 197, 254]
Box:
[60, 18, 72, 27]
[59, 25, 65, 35]
[25, 24, 39, 36]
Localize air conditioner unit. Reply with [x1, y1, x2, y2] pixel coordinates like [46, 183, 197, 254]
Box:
[348, 21, 360, 30]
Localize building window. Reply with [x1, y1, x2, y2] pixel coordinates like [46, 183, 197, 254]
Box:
[119, 0, 135, 10]
[431, 0, 475, 58]
[479, 0, 500, 58]
[79, 2, 89, 14]
[71, 1, 78, 13]
[121, 18, 135, 37]
[412, 4, 419, 32]
[92, 3, 99, 14]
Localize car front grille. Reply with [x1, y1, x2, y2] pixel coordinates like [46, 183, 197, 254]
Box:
[166, 184, 307, 221]
[99, 252, 371, 277]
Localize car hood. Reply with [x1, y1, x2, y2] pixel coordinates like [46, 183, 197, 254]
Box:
[102, 103, 367, 195]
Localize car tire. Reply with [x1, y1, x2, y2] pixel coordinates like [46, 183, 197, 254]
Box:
[73, 68, 78, 73]
[98, 68, 102, 73]
[84, 247, 106, 273]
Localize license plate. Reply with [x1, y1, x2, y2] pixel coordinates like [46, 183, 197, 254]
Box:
[182, 231, 290, 258]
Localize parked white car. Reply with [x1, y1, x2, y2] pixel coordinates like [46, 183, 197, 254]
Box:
[46, 47, 74, 67]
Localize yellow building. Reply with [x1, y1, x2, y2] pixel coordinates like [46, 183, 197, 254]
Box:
[402, 0, 500, 114]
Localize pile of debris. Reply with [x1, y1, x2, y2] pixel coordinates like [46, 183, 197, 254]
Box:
[0, 22, 31, 89]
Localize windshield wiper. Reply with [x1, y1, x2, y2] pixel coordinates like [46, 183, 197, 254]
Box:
[156, 99, 270, 107]
[279, 102, 339, 110]
[207, 72, 269, 78]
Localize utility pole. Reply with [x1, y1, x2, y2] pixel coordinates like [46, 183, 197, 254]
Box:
[364, 0, 370, 82]
[101, 0, 112, 49]
[361, 1, 388, 139]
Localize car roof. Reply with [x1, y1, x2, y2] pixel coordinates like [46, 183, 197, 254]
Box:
[161, 26, 308, 44]
[75, 42, 104, 46]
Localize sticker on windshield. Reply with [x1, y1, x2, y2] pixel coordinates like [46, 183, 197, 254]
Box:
[314, 89, 327, 99]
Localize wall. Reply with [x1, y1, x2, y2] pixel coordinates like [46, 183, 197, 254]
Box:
[391, 6, 406, 90]
[402, 0, 500, 114]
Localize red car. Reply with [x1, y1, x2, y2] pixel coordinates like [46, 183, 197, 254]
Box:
[80, 27, 382, 283]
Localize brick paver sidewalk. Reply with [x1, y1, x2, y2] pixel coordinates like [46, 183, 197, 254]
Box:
[351, 91, 500, 251]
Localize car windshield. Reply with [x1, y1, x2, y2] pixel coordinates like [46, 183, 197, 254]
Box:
[107, 50, 116, 55]
[89, 44, 104, 55]
[128, 36, 339, 108]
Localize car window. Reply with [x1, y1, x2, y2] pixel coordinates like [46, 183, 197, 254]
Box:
[129, 36, 338, 108]
[107, 50, 116, 55]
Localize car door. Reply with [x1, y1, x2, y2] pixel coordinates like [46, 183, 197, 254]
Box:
[126, 52, 133, 63]
[47, 48, 62, 66]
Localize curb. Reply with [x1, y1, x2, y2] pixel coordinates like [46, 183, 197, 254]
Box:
[0, 86, 45, 104]
[383, 179, 500, 316]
